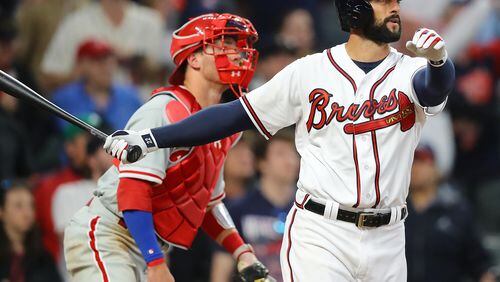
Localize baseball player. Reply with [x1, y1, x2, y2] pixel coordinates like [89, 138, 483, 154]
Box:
[64, 13, 274, 282]
[105, 1, 456, 281]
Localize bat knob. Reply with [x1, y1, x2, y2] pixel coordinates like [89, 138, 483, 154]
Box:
[126, 145, 143, 163]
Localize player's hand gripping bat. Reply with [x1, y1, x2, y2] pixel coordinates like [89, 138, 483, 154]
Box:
[0, 70, 142, 163]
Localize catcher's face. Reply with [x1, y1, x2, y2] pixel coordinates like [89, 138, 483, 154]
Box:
[364, 0, 402, 44]
[199, 37, 243, 85]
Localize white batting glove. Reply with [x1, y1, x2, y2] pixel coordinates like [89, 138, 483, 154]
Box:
[406, 28, 448, 67]
[103, 129, 159, 164]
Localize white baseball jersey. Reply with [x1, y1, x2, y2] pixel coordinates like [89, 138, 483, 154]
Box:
[240, 44, 446, 209]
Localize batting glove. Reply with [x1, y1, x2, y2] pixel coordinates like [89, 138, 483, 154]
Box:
[236, 261, 276, 282]
[406, 28, 448, 67]
[103, 129, 159, 164]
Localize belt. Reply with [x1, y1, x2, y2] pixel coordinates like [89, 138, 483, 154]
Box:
[303, 199, 407, 228]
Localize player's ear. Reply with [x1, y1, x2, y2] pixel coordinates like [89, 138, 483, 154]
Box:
[186, 52, 202, 70]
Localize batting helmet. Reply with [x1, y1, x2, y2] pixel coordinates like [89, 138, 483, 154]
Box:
[334, 0, 373, 32]
[169, 13, 258, 95]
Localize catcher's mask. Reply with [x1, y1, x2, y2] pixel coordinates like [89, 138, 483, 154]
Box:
[169, 13, 259, 97]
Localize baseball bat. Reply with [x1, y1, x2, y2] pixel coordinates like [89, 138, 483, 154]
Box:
[0, 70, 142, 163]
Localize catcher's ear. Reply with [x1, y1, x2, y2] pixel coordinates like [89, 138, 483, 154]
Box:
[186, 52, 201, 70]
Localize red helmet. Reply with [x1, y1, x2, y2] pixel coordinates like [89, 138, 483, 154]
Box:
[169, 13, 259, 96]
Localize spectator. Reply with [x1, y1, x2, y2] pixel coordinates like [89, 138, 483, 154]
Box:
[419, 110, 456, 178]
[0, 179, 61, 282]
[447, 40, 499, 188]
[51, 39, 142, 131]
[222, 131, 258, 205]
[33, 113, 106, 272]
[277, 8, 317, 57]
[405, 144, 496, 282]
[236, 0, 318, 45]
[211, 128, 299, 282]
[0, 17, 61, 174]
[250, 40, 297, 89]
[41, 0, 168, 91]
[0, 89, 33, 180]
[16, 0, 91, 85]
[0, 19, 34, 179]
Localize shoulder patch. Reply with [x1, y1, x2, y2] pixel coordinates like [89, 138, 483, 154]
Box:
[166, 100, 190, 123]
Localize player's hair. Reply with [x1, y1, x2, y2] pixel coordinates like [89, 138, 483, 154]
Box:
[253, 127, 295, 161]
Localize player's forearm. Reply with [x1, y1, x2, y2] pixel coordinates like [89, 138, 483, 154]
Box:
[201, 203, 251, 260]
[413, 59, 455, 107]
[151, 99, 255, 148]
[122, 210, 165, 266]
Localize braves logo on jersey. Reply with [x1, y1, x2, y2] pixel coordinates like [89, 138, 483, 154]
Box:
[306, 88, 415, 134]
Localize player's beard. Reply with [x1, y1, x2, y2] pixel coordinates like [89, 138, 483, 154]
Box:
[363, 15, 401, 44]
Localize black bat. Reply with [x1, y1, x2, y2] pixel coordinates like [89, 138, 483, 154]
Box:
[0, 70, 142, 163]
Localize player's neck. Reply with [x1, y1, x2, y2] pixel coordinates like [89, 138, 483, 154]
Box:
[183, 75, 226, 108]
[259, 177, 294, 208]
[345, 34, 391, 63]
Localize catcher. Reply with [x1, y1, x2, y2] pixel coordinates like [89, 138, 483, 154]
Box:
[63, 13, 273, 282]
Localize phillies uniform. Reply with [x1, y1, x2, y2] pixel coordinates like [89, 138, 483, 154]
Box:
[239, 44, 446, 281]
[64, 86, 239, 281]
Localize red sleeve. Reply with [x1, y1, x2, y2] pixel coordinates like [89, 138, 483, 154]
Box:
[201, 209, 245, 255]
[117, 178, 153, 212]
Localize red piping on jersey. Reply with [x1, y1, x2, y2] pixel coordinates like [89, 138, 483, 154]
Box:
[352, 136, 362, 208]
[368, 65, 397, 208]
[119, 169, 163, 182]
[327, 48, 358, 92]
[294, 194, 310, 209]
[240, 95, 273, 139]
[327, 48, 362, 208]
[88, 216, 109, 282]
[286, 208, 298, 282]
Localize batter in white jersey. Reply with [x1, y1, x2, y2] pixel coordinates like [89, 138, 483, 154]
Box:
[105, 1, 455, 281]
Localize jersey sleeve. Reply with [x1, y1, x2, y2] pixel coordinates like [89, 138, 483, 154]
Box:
[240, 59, 303, 139]
[118, 96, 172, 184]
[408, 58, 447, 116]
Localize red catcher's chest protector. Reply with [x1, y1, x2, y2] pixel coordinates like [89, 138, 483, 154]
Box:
[150, 86, 240, 249]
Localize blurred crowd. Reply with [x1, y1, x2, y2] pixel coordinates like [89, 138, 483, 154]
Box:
[0, 0, 498, 281]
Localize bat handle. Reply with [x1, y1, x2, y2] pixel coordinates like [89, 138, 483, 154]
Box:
[126, 145, 143, 163]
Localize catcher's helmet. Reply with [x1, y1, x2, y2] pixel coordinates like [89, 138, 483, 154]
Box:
[334, 0, 374, 32]
[169, 13, 258, 95]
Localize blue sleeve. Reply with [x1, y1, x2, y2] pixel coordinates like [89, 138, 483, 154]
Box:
[412, 59, 455, 107]
[151, 99, 255, 148]
[122, 210, 164, 264]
